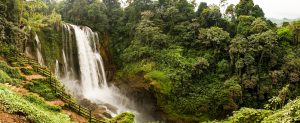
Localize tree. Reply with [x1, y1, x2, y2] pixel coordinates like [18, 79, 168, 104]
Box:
[247, 30, 278, 71]
[103, 0, 123, 31]
[197, 27, 230, 62]
[291, 21, 300, 45]
[197, 27, 230, 50]
[21, 0, 49, 32]
[236, 15, 255, 36]
[225, 4, 236, 22]
[172, 20, 199, 47]
[196, 2, 208, 17]
[250, 18, 269, 34]
[60, 0, 108, 32]
[200, 5, 222, 27]
[135, 11, 169, 48]
[157, 0, 195, 33]
[229, 35, 248, 75]
[193, 57, 209, 75]
[251, 5, 264, 17]
[235, 0, 254, 17]
[277, 27, 293, 43]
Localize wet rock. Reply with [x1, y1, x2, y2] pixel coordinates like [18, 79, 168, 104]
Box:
[102, 112, 112, 119]
[92, 106, 112, 119]
[103, 103, 118, 114]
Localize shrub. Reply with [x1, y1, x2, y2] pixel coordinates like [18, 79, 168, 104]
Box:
[0, 61, 23, 79]
[144, 70, 172, 94]
[0, 69, 12, 83]
[25, 79, 58, 101]
[24, 94, 61, 112]
[0, 69, 21, 86]
[227, 108, 272, 123]
[0, 85, 72, 123]
[20, 68, 33, 75]
[108, 112, 135, 123]
[262, 97, 300, 123]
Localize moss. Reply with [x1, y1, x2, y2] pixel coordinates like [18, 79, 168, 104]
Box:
[121, 60, 155, 76]
[25, 78, 58, 101]
[144, 70, 172, 94]
[37, 26, 63, 67]
[107, 112, 135, 123]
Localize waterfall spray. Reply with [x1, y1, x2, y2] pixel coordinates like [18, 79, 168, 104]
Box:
[34, 34, 45, 66]
[57, 23, 140, 120]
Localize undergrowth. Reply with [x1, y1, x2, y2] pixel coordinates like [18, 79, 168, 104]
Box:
[25, 78, 58, 101]
[0, 85, 72, 123]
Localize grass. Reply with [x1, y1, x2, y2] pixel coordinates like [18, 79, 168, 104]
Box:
[25, 78, 58, 101]
[0, 85, 72, 123]
[24, 93, 62, 112]
[0, 61, 24, 80]
[107, 112, 135, 123]
[0, 69, 22, 86]
[20, 68, 33, 75]
[0, 69, 12, 83]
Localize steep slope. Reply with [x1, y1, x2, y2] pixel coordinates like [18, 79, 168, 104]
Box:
[0, 44, 134, 123]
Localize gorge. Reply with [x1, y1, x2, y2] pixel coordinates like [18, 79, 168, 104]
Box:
[2, 0, 300, 122]
[27, 23, 155, 122]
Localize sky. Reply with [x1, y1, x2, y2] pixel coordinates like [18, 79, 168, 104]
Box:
[195, 0, 300, 19]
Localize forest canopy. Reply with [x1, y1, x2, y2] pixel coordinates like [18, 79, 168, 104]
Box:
[1, 0, 300, 122]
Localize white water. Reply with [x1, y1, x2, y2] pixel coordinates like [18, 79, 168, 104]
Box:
[34, 34, 45, 66]
[55, 60, 60, 77]
[58, 24, 139, 119]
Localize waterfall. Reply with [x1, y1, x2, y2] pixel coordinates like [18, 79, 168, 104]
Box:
[34, 34, 45, 66]
[58, 23, 138, 119]
[55, 60, 60, 78]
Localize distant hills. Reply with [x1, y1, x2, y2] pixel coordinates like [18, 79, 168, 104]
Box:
[269, 18, 300, 25]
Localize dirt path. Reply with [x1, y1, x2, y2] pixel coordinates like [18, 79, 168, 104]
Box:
[1, 58, 88, 123]
[24, 74, 45, 81]
[0, 111, 30, 123]
[6, 84, 29, 94]
[63, 110, 87, 123]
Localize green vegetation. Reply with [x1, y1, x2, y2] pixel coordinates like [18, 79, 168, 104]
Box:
[2, 0, 300, 122]
[20, 68, 33, 75]
[0, 70, 12, 83]
[0, 60, 22, 86]
[225, 108, 272, 123]
[0, 61, 23, 79]
[25, 78, 58, 101]
[0, 85, 72, 123]
[108, 112, 135, 123]
[222, 97, 300, 123]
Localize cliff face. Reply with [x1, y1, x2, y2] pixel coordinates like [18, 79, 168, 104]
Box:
[98, 32, 116, 81]
[25, 24, 115, 80]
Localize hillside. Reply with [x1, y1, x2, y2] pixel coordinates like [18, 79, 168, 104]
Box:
[269, 18, 300, 25]
[1, 0, 300, 122]
[0, 45, 134, 122]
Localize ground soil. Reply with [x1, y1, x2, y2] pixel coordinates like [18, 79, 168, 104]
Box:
[0, 111, 31, 123]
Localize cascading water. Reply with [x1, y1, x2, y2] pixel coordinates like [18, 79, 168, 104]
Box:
[55, 60, 60, 77]
[55, 23, 144, 121]
[34, 34, 45, 66]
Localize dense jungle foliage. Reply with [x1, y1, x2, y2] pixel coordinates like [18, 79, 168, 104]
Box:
[1, 0, 300, 122]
